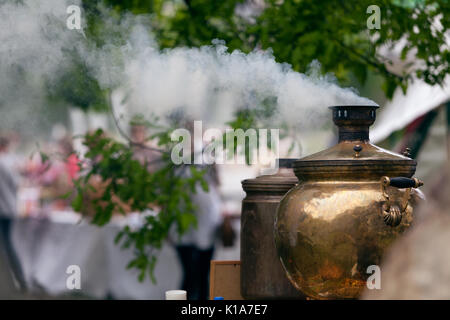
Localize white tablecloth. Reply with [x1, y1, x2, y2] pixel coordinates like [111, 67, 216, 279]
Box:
[11, 215, 182, 299]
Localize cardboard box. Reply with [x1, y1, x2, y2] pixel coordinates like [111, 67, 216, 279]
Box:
[209, 260, 243, 300]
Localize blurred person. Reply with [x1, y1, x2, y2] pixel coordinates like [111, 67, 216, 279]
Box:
[37, 136, 80, 209]
[0, 132, 22, 172]
[168, 118, 224, 300]
[60, 137, 80, 185]
[37, 137, 77, 186]
[173, 165, 223, 300]
[0, 136, 17, 217]
[129, 119, 162, 172]
[0, 135, 26, 290]
[129, 116, 224, 299]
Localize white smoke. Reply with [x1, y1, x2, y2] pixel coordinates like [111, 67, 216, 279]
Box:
[0, 1, 377, 145]
[77, 10, 377, 134]
[0, 0, 82, 138]
[107, 33, 376, 129]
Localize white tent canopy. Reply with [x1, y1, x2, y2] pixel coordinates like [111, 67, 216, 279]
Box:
[371, 76, 449, 143]
[371, 26, 450, 143]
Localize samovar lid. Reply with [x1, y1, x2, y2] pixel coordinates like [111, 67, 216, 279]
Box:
[242, 158, 298, 193]
[294, 105, 417, 180]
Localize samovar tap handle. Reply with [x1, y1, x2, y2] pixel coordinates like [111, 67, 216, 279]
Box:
[380, 176, 424, 227]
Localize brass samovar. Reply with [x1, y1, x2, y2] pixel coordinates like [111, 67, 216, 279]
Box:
[241, 159, 304, 299]
[274, 105, 425, 299]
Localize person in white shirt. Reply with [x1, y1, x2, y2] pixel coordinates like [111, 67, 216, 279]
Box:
[173, 165, 223, 300]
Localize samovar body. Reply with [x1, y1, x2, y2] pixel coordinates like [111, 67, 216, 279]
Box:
[241, 159, 304, 299]
[275, 105, 424, 299]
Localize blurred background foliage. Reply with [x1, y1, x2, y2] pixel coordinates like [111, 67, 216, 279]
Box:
[51, 0, 450, 111]
[48, 56, 109, 112]
[74, 0, 449, 107]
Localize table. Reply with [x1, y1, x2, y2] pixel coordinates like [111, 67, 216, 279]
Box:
[10, 213, 182, 299]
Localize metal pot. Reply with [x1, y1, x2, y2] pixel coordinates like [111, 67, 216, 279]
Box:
[274, 105, 425, 299]
[241, 159, 304, 299]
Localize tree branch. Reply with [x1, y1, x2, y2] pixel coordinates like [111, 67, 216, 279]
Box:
[108, 95, 165, 154]
[331, 37, 406, 83]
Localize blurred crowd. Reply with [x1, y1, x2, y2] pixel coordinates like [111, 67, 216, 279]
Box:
[0, 132, 78, 218]
[0, 124, 230, 300]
